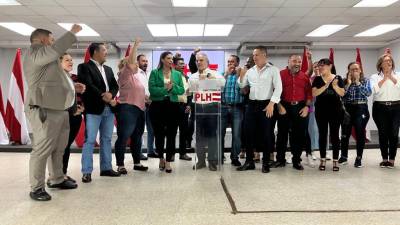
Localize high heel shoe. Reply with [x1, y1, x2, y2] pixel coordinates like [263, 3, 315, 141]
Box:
[159, 159, 166, 171]
[333, 160, 339, 172]
[319, 159, 326, 171]
[165, 161, 172, 173]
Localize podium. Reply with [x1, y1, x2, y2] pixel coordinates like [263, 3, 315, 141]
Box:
[191, 79, 223, 171]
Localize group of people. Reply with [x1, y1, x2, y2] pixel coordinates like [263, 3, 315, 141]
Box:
[24, 26, 399, 202]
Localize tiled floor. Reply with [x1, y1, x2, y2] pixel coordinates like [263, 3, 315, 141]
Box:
[1, 150, 400, 225]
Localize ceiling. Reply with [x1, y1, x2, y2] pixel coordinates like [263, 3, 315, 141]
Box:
[0, 0, 399, 48]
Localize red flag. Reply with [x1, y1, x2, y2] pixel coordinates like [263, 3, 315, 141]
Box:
[329, 48, 334, 64]
[355, 48, 363, 72]
[301, 46, 309, 73]
[0, 85, 5, 119]
[5, 48, 30, 145]
[0, 85, 8, 145]
[125, 44, 131, 57]
[209, 64, 219, 71]
[84, 47, 91, 63]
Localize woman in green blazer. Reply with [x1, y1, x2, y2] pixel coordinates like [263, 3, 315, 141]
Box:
[149, 51, 184, 173]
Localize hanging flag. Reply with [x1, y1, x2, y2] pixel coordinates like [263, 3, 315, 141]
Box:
[329, 48, 334, 64]
[301, 46, 309, 73]
[0, 85, 8, 145]
[355, 48, 363, 72]
[5, 48, 31, 145]
[125, 44, 131, 57]
[84, 46, 91, 63]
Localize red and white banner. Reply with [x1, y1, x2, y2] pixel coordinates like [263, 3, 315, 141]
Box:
[194, 91, 221, 104]
[5, 48, 31, 145]
[0, 85, 9, 145]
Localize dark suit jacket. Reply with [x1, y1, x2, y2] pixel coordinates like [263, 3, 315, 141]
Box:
[77, 60, 118, 115]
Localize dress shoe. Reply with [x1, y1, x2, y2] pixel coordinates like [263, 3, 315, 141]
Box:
[65, 176, 76, 183]
[140, 154, 148, 160]
[100, 170, 121, 177]
[47, 180, 78, 189]
[262, 164, 270, 173]
[193, 161, 206, 170]
[231, 159, 242, 167]
[30, 188, 51, 201]
[134, 165, 149, 171]
[293, 163, 304, 170]
[273, 161, 286, 168]
[82, 174, 92, 183]
[179, 154, 192, 161]
[117, 167, 128, 175]
[147, 152, 159, 158]
[237, 162, 255, 171]
[208, 162, 218, 171]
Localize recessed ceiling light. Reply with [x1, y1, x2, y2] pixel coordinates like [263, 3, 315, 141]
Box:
[353, 0, 399, 7]
[156, 46, 161, 49]
[204, 24, 233, 36]
[217, 46, 222, 49]
[355, 24, 400, 37]
[177, 46, 181, 49]
[147, 24, 177, 37]
[58, 23, 99, 36]
[176, 24, 204, 36]
[172, 0, 207, 7]
[0, 22, 35, 36]
[0, 0, 20, 6]
[306, 24, 348, 37]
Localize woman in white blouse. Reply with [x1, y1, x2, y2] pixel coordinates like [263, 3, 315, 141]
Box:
[370, 54, 400, 169]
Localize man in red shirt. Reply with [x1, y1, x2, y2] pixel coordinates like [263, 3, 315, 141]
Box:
[275, 55, 312, 170]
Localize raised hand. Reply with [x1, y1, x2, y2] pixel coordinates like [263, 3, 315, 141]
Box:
[74, 82, 86, 94]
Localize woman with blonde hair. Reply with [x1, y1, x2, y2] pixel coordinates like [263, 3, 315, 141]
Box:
[370, 53, 400, 169]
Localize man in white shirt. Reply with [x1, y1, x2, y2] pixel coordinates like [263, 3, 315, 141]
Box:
[237, 46, 282, 173]
[137, 54, 156, 159]
[189, 52, 225, 171]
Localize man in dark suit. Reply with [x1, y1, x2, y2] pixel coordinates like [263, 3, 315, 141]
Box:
[78, 43, 120, 183]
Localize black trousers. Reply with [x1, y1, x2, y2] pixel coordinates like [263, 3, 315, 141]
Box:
[149, 99, 180, 162]
[195, 103, 220, 163]
[276, 102, 308, 164]
[177, 103, 190, 156]
[315, 106, 341, 160]
[372, 102, 400, 160]
[340, 104, 369, 159]
[63, 114, 82, 174]
[244, 100, 276, 164]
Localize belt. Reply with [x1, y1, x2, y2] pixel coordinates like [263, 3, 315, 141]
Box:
[282, 101, 305, 106]
[375, 101, 400, 106]
[346, 101, 367, 105]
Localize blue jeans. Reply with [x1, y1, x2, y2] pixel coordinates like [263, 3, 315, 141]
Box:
[221, 104, 243, 160]
[114, 104, 145, 166]
[145, 107, 155, 154]
[81, 106, 114, 174]
[308, 111, 319, 150]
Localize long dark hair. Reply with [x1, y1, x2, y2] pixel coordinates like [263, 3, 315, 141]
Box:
[157, 51, 173, 70]
[318, 58, 336, 74]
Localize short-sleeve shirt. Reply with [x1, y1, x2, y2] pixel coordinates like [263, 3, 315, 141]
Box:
[312, 75, 344, 112]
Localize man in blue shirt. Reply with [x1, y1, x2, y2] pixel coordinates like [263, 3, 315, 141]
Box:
[221, 55, 244, 167]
